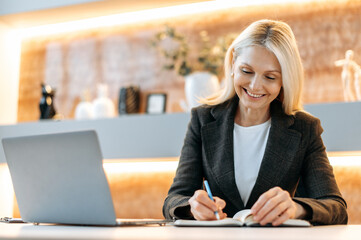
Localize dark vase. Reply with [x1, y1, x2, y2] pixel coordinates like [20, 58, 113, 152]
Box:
[39, 84, 56, 119]
[118, 86, 140, 114]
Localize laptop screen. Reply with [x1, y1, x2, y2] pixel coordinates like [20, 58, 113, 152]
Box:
[2, 130, 117, 226]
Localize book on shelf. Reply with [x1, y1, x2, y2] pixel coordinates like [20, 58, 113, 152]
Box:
[174, 209, 311, 227]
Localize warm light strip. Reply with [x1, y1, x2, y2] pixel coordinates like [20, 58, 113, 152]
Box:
[327, 151, 361, 157]
[16, 0, 315, 38]
[327, 151, 361, 166]
[328, 156, 361, 166]
[103, 157, 179, 163]
[102, 151, 361, 174]
[0, 163, 15, 216]
[103, 160, 179, 173]
[2, 29, 21, 124]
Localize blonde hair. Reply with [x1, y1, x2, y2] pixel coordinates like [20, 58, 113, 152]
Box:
[200, 19, 304, 115]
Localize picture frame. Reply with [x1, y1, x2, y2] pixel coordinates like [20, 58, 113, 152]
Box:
[146, 93, 167, 114]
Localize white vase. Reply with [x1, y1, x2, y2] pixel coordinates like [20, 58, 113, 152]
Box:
[75, 101, 94, 120]
[183, 72, 220, 111]
[93, 84, 115, 119]
[75, 89, 94, 120]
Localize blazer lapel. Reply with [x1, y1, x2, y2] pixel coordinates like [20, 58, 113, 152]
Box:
[201, 97, 245, 210]
[245, 101, 302, 209]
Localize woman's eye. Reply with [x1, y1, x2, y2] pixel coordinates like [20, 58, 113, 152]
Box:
[266, 76, 276, 80]
[241, 69, 253, 74]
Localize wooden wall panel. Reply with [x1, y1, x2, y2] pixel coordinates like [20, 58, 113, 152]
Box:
[17, 0, 361, 121]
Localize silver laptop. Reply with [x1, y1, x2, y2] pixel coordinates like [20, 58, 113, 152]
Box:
[2, 130, 170, 226]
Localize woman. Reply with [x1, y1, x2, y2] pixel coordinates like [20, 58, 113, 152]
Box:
[163, 19, 347, 226]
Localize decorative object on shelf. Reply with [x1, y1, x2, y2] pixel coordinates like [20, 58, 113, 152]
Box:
[335, 50, 361, 101]
[74, 90, 94, 120]
[151, 26, 235, 110]
[197, 30, 237, 77]
[39, 84, 56, 119]
[146, 93, 167, 114]
[93, 84, 115, 119]
[151, 25, 191, 76]
[181, 72, 220, 111]
[151, 25, 236, 77]
[118, 86, 140, 115]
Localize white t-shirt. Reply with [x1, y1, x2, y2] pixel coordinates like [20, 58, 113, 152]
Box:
[233, 119, 271, 205]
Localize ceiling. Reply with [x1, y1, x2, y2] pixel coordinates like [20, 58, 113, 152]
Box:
[0, 0, 209, 28]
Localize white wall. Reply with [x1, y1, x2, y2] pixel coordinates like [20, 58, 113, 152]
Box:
[0, 164, 14, 217]
[0, 21, 20, 125]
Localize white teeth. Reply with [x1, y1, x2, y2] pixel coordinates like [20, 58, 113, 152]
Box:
[246, 89, 263, 98]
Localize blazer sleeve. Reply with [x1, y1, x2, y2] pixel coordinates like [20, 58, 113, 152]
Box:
[162, 108, 204, 219]
[293, 118, 348, 225]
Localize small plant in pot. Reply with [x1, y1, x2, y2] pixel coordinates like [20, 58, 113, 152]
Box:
[151, 26, 236, 110]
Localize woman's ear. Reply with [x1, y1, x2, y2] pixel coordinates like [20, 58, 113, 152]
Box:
[231, 57, 235, 75]
[231, 51, 236, 65]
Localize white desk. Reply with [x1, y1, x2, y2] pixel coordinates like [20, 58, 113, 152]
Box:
[0, 223, 360, 240]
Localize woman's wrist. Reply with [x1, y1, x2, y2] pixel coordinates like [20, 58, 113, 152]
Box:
[295, 202, 307, 219]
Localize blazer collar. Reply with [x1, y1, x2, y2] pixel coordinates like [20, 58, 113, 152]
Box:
[209, 95, 239, 121]
[209, 97, 295, 128]
[202, 97, 301, 210]
[246, 101, 302, 208]
[202, 96, 242, 209]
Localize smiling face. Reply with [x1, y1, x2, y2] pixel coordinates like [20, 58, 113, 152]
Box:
[233, 45, 282, 116]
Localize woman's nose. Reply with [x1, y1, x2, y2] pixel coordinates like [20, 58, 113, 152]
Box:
[249, 75, 262, 91]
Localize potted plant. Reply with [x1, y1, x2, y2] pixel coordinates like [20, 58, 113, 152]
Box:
[151, 26, 236, 110]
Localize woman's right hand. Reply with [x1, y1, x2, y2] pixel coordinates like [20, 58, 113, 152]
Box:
[188, 190, 227, 220]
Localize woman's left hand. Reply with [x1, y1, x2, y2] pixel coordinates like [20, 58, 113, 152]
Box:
[250, 186, 306, 226]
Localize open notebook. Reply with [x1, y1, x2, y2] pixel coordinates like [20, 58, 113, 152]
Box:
[174, 209, 311, 227]
[2, 130, 171, 226]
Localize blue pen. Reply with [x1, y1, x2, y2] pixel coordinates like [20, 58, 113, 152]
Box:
[203, 180, 220, 220]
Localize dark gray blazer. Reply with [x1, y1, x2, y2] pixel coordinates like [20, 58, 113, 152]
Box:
[163, 96, 348, 225]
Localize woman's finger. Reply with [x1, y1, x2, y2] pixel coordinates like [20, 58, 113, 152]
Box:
[190, 200, 218, 220]
[252, 187, 297, 226]
[189, 190, 222, 220]
[251, 187, 280, 214]
[252, 187, 283, 220]
[213, 197, 226, 210]
[258, 201, 289, 225]
[194, 190, 219, 211]
[272, 208, 293, 226]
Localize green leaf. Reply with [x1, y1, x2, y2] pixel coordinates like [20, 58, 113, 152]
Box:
[163, 64, 175, 70]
